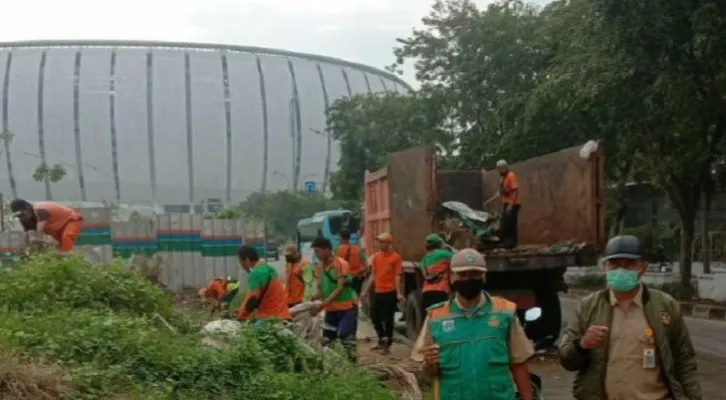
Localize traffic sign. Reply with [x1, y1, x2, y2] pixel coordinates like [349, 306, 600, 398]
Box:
[304, 181, 316, 194]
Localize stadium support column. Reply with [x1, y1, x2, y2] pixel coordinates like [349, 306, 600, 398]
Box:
[256, 56, 270, 194]
[341, 69, 353, 97]
[145, 51, 159, 210]
[379, 77, 390, 93]
[109, 50, 121, 203]
[221, 52, 232, 205]
[363, 73, 373, 94]
[286, 59, 302, 191]
[72, 51, 87, 201]
[315, 63, 331, 194]
[184, 53, 195, 213]
[37, 51, 51, 200]
[1, 53, 17, 198]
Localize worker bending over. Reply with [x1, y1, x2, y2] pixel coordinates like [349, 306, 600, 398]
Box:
[11, 199, 83, 254]
[199, 276, 240, 319]
[236, 245, 291, 323]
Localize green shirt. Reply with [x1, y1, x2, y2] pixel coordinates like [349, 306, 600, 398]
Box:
[247, 263, 277, 292]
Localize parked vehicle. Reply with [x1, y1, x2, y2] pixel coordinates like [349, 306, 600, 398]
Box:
[296, 209, 360, 263]
[362, 142, 606, 344]
[265, 241, 280, 261]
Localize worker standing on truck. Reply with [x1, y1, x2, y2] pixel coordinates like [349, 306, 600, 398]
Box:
[419, 233, 453, 309]
[11, 199, 83, 254]
[558, 235, 701, 399]
[411, 248, 535, 400]
[283, 244, 313, 308]
[336, 228, 367, 295]
[309, 237, 359, 362]
[361, 232, 404, 354]
[235, 245, 291, 323]
[198, 276, 240, 319]
[484, 160, 521, 249]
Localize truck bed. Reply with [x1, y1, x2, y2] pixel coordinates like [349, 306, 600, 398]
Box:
[363, 142, 605, 267]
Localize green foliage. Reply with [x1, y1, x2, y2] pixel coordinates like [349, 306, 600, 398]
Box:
[326, 92, 453, 200]
[225, 190, 349, 240]
[0, 255, 393, 399]
[33, 163, 67, 183]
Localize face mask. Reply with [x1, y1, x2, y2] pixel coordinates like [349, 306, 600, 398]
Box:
[452, 279, 485, 300]
[606, 269, 640, 292]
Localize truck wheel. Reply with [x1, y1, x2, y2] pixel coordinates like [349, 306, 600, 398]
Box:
[405, 291, 424, 340]
[526, 289, 561, 346]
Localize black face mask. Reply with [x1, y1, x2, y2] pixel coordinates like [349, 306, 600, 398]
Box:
[452, 279, 485, 300]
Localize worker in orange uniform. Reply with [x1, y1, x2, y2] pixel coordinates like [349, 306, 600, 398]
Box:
[484, 159, 521, 249]
[361, 232, 404, 354]
[419, 233, 453, 310]
[11, 199, 84, 254]
[336, 228, 367, 295]
[235, 245, 291, 324]
[198, 276, 240, 318]
[283, 244, 313, 308]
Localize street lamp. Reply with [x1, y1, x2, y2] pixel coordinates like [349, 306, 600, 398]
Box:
[271, 171, 291, 190]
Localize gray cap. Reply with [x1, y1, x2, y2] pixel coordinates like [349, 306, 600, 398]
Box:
[451, 248, 488, 272]
[601, 235, 645, 262]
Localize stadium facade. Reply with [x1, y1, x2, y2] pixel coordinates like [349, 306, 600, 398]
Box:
[0, 40, 410, 210]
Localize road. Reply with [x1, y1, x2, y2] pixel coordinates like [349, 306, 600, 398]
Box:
[531, 296, 726, 399]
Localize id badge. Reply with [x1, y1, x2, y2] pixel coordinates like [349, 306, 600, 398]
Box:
[643, 348, 656, 369]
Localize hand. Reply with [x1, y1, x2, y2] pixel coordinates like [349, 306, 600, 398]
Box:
[580, 325, 608, 350]
[505, 204, 513, 214]
[309, 304, 323, 316]
[397, 293, 405, 303]
[360, 290, 369, 300]
[422, 344, 439, 366]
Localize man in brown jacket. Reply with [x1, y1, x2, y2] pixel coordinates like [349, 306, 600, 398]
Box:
[559, 235, 702, 400]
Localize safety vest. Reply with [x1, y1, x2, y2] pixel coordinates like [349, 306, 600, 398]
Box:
[337, 244, 363, 276]
[420, 249, 452, 294]
[285, 257, 310, 304]
[428, 295, 517, 400]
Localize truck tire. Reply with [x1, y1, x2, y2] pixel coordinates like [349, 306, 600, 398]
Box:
[405, 290, 425, 340]
[526, 289, 561, 346]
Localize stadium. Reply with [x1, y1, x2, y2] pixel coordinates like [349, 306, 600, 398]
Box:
[0, 40, 410, 211]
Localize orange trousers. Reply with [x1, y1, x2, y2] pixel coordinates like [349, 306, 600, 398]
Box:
[55, 220, 83, 252]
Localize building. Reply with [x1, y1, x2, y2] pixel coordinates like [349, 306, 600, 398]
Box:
[0, 40, 410, 209]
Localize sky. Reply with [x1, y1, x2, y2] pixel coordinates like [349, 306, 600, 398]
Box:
[0, 0, 544, 86]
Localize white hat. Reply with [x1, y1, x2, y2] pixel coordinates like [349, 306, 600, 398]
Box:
[496, 159, 508, 167]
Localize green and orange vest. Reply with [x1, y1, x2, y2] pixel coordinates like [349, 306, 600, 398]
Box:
[319, 256, 357, 312]
[419, 248, 452, 293]
[428, 295, 517, 400]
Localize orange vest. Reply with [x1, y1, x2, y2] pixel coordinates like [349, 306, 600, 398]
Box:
[33, 201, 82, 239]
[285, 257, 310, 304]
[337, 244, 362, 276]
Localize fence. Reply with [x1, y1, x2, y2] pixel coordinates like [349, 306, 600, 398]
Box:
[0, 207, 265, 291]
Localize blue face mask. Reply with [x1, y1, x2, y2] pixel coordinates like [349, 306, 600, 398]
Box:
[606, 269, 640, 292]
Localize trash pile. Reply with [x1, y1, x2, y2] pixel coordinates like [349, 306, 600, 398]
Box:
[439, 201, 500, 249]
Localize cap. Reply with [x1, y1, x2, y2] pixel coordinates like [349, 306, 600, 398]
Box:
[426, 233, 443, 245]
[283, 244, 298, 256]
[376, 232, 393, 242]
[601, 235, 645, 262]
[451, 248, 488, 272]
[496, 160, 508, 167]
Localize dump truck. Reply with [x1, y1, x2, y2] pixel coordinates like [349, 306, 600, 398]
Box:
[362, 142, 605, 343]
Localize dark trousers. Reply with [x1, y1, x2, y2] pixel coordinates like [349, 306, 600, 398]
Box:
[500, 203, 521, 248]
[372, 291, 397, 343]
[323, 307, 359, 361]
[352, 275, 365, 295]
[422, 290, 450, 310]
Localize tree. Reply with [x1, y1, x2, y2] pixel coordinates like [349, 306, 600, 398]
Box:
[220, 190, 346, 240]
[326, 92, 452, 200]
[389, 0, 553, 168]
[32, 163, 67, 184]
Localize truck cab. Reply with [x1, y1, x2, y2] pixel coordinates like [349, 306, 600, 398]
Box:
[362, 142, 605, 343]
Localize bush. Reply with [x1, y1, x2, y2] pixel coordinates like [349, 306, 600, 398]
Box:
[0, 254, 395, 400]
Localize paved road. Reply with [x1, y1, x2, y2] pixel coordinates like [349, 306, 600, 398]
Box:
[532, 296, 726, 399]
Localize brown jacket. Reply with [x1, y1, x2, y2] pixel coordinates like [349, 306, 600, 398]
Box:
[558, 286, 702, 399]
